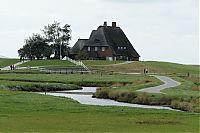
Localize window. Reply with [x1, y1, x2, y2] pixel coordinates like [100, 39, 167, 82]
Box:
[88, 46, 91, 51]
[118, 46, 120, 50]
[124, 47, 127, 50]
[95, 47, 98, 51]
[102, 47, 105, 51]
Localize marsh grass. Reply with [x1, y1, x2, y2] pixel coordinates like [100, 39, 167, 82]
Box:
[0, 80, 80, 92]
[95, 79, 200, 112]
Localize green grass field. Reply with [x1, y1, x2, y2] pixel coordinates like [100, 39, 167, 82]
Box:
[0, 89, 199, 133]
[19, 60, 75, 67]
[0, 58, 19, 68]
[0, 60, 199, 132]
[0, 73, 161, 88]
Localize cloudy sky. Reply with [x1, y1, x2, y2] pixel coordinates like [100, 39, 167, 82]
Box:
[0, 0, 198, 64]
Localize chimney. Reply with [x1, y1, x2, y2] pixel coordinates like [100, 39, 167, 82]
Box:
[103, 21, 107, 27]
[112, 22, 116, 27]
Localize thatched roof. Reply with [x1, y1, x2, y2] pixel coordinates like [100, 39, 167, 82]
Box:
[70, 22, 140, 58]
[70, 39, 88, 55]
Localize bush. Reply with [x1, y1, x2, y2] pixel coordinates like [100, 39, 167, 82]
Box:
[118, 91, 137, 103]
[95, 88, 109, 99]
[171, 100, 197, 112]
[108, 91, 120, 100]
[7, 83, 80, 92]
[133, 92, 151, 104]
[94, 87, 200, 112]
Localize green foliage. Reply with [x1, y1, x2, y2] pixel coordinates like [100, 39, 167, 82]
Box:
[18, 34, 52, 60]
[75, 51, 88, 60]
[43, 21, 71, 59]
[18, 21, 71, 60]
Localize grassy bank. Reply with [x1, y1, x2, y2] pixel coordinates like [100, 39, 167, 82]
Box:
[0, 89, 199, 133]
[0, 69, 46, 74]
[0, 73, 161, 87]
[0, 58, 19, 68]
[0, 80, 80, 92]
[95, 75, 200, 112]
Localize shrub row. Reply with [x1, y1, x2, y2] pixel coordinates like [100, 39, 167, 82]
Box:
[95, 88, 199, 112]
[6, 83, 81, 92]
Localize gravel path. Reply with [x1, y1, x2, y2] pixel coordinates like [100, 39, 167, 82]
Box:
[137, 75, 181, 93]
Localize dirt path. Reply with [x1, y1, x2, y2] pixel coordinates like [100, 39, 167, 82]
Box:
[137, 75, 181, 93]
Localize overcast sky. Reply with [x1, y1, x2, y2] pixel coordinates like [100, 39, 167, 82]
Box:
[0, 0, 198, 64]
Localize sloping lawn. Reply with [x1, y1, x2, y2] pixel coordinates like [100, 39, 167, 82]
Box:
[0, 58, 19, 68]
[92, 61, 199, 74]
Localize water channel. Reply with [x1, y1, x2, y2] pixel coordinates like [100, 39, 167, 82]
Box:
[39, 87, 177, 111]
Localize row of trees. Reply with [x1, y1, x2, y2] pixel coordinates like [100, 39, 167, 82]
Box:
[18, 21, 71, 60]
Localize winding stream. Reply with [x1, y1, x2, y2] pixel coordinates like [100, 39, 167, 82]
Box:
[39, 87, 177, 111]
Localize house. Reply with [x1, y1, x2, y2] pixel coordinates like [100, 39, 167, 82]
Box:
[70, 22, 140, 61]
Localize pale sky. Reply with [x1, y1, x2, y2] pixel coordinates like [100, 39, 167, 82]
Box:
[0, 0, 198, 64]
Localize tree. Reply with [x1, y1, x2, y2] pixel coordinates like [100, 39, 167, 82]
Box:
[18, 48, 25, 58]
[43, 21, 71, 59]
[75, 51, 88, 60]
[18, 34, 52, 60]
